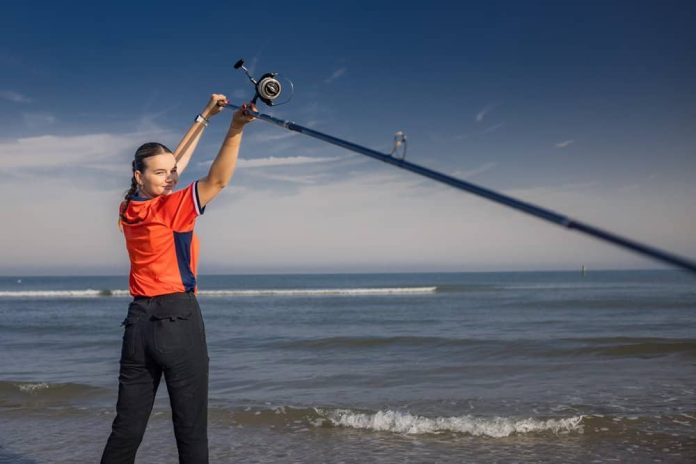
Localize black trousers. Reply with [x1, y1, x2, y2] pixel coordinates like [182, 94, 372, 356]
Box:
[101, 292, 209, 464]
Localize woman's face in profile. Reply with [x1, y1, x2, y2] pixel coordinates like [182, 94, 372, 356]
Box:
[135, 153, 179, 198]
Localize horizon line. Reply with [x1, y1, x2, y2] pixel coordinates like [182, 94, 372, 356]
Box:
[0, 268, 674, 278]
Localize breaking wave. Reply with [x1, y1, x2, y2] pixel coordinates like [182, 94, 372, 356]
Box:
[0, 287, 437, 298]
[317, 409, 584, 437]
[223, 405, 584, 438]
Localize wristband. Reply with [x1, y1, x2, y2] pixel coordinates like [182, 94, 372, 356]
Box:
[194, 114, 209, 127]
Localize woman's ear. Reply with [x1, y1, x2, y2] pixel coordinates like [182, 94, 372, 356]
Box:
[134, 170, 143, 186]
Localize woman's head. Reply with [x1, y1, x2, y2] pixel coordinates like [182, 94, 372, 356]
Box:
[130, 142, 178, 199]
[119, 142, 177, 227]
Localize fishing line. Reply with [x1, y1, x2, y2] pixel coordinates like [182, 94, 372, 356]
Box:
[227, 59, 696, 275]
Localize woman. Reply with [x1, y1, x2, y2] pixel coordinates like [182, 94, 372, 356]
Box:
[101, 95, 255, 464]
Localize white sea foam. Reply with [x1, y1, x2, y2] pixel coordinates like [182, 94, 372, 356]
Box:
[0, 289, 129, 298]
[198, 287, 437, 297]
[0, 290, 108, 298]
[0, 287, 436, 298]
[17, 382, 50, 393]
[317, 409, 584, 437]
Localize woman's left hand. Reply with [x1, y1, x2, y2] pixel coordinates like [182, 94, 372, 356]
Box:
[231, 102, 257, 129]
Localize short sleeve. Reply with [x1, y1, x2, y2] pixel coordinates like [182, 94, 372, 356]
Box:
[156, 181, 205, 231]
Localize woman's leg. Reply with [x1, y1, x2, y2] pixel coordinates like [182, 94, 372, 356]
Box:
[101, 302, 162, 464]
[164, 346, 209, 464]
[151, 293, 209, 464]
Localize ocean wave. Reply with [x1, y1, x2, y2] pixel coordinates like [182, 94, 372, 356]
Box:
[0, 289, 130, 298]
[579, 413, 696, 438]
[222, 405, 584, 437]
[14, 382, 50, 393]
[271, 336, 696, 359]
[271, 335, 481, 350]
[509, 298, 696, 311]
[502, 284, 646, 291]
[0, 287, 437, 298]
[566, 338, 696, 358]
[199, 287, 437, 297]
[317, 409, 584, 437]
[0, 381, 108, 408]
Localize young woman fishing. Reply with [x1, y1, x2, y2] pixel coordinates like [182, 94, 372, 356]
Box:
[101, 94, 255, 464]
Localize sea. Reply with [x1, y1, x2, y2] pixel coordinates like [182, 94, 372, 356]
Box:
[0, 270, 694, 463]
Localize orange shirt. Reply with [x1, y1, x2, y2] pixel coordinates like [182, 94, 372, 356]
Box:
[119, 181, 205, 297]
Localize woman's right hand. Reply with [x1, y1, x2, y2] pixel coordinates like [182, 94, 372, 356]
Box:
[201, 94, 228, 119]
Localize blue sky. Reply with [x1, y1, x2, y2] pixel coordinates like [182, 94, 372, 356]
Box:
[1, 0, 695, 275]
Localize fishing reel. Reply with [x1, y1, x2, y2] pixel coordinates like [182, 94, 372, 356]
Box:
[234, 59, 294, 106]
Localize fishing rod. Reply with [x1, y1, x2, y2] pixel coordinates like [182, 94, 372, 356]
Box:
[228, 59, 696, 275]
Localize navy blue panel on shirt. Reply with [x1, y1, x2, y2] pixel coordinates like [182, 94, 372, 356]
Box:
[173, 231, 196, 292]
[194, 181, 206, 215]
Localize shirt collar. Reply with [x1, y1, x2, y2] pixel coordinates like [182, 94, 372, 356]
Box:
[128, 189, 151, 201]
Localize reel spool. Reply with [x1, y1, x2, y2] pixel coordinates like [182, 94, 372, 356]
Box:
[234, 59, 293, 106]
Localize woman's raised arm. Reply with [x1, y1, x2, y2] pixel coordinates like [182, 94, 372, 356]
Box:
[173, 94, 228, 175]
[196, 102, 256, 208]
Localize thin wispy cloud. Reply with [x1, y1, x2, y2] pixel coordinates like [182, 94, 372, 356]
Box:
[240, 155, 340, 168]
[246, 171, 320, 185]
[134, 105, 181, 133]
[1, 90, 32, 103]
[324, 67, 347, 83]
[302, 120, 321, 128]
[22, 112, 56, 128]
[198, 155, 340, 169]
[451, 162, 499, 179]
[0, 133, 130, 170]
[555, 139, 574, 148]
[0, 125, 178, 176]
[476, 103, 498, 122]
[482, 123, 504, 134]
[247, 129, 299, 144]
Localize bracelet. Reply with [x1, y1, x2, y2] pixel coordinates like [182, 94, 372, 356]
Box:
[194, 114, 209, 127]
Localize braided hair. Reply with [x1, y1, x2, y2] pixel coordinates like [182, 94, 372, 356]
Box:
[118, 142, 173, 228]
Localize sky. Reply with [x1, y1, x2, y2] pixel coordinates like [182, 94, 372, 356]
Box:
[1, 0, 695, 275]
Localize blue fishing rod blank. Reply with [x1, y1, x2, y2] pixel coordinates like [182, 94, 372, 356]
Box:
[227, 103, 696, 275]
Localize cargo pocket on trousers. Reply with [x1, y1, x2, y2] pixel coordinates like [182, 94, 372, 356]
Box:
[151, 311, 194, 353]
[121, 315, 139, 359]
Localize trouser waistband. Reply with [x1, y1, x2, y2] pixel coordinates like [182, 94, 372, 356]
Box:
[133, 290, 195, 302]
